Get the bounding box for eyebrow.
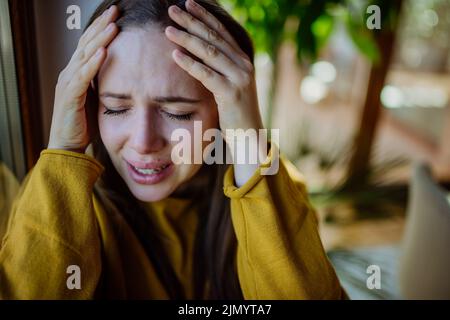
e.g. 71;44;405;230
99;92;202;104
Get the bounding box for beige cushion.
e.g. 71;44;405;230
398;163;450;299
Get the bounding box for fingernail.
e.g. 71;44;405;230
171;5;181;13
188;0;197;7
166;26;177;35
173;50;184;59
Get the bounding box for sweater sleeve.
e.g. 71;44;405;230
224;150;346;300
0;150;104;299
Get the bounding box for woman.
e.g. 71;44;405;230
0;0;345;299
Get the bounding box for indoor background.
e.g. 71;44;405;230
1;0;449;299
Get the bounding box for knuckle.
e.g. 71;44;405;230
237;72;251;87
216;21;224;33
205;44;218;57
200;66;213;80
199;6;207;16
187;13;196;24
75;48;87;62
207;28;219;42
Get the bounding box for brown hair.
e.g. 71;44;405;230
86;0;254;299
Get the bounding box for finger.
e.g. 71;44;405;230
165;26;244;83
66;22;118;76
171;49;230;97
69;5;118;69
78;5;119;48
185;0;249;60
68;48;107;97
168;5;252;72
83;23;118;63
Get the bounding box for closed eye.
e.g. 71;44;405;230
161;110;194;121
102;106;194;121
103;106;129;116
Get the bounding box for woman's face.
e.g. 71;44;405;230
97;27;218;202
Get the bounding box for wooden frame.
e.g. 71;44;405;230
8;0;44;171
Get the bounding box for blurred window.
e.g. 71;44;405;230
0;0;25;235
384;0;450;146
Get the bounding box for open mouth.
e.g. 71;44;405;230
130;163;170;175
125;160;174;185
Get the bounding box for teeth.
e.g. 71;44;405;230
133;165;167;175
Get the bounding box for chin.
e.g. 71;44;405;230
128;183;175;202
115;157;180;202
124;169;180;202
116;161;201;202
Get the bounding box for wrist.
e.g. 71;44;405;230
47;143;87;155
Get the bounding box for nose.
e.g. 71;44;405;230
128;109;166;155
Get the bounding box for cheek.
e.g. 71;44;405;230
97;112;125;153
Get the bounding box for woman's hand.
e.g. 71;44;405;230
165;0;263;134
165;0;266;186
48;6;119;153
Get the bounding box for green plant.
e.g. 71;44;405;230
220;0;402;127
221;0;408;222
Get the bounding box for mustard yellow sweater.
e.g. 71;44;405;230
0;149;345;299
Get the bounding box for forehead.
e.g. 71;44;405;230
98;27;205;97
